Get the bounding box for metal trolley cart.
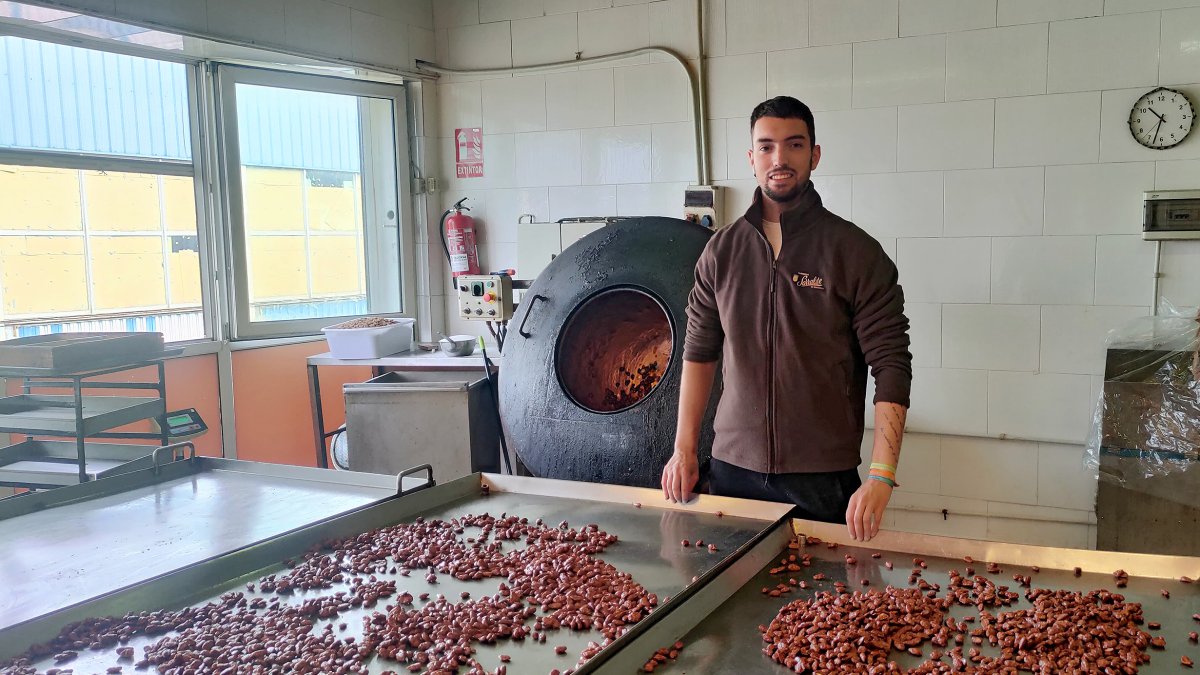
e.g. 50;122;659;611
0;332;176;488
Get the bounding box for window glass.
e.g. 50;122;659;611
0;35;203;341
0;36;191;159
0;2;185;49
224;75;404;335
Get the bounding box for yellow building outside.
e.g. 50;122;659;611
0;164;365;324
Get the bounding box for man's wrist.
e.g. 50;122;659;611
672;446;698;460
867;474;896;489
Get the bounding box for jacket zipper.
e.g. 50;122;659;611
756;226;778;473
767;257;777;473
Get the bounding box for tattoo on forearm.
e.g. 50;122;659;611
875;404;907;466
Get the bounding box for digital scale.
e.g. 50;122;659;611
152;408;208;440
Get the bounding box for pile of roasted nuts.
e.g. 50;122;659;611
0;513;656;675
327;317;397;329
761;587;948;671
641;640;686;672
761;539;1197;674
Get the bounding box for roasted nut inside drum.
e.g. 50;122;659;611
556;288;673;413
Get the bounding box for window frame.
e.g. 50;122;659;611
213;64;415;341
0;48;215;343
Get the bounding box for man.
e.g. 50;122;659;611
661;96;911;542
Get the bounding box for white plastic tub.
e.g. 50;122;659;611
322;318;414;359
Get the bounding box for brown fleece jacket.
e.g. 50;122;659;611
683;183;912;474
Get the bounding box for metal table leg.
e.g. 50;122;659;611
157;361;169;448
73;377;87;484
308;364;328;468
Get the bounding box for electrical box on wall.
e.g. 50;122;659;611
456;274;514;320
683;185;724;229
1143;190;1200;240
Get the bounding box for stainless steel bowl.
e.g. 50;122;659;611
438;335;476;356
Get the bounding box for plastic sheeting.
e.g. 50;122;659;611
1086;301;1200;484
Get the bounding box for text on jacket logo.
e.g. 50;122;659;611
792;272;825;290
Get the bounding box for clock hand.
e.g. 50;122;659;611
1150;118;1164;145
1148;107;1167;123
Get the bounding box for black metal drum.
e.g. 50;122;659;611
499;217;718;487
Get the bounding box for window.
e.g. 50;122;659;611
0;1;186;49
0;35;206;341
216;66;412;340
0;20;415;345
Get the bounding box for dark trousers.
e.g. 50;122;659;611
709;458;861;524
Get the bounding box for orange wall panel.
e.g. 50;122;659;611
231;340;369;466
165;354;222;458
1;344;367;468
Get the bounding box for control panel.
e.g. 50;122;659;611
1143;189;1200;240
683;185;725;229
456;274;514;320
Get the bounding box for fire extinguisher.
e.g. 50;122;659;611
440;197;480;278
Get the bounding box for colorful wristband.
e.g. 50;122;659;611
869;468;896;480
870;462;897;473
868;474;897;488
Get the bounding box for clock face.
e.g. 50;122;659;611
1128;87;1194;150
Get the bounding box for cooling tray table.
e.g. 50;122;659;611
658;520;1200;673
0;473;793;674
0;452;427;635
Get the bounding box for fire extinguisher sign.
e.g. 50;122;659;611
455;128;484;178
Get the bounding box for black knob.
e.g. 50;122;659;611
474;309;483;315
459;285;469;292
463;308;470;314
488;310;496;316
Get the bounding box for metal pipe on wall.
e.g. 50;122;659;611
417;30;712;186
696;0;710;186
1152;240;1162;315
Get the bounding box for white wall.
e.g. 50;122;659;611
426;0;1200;548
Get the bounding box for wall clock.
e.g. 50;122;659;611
1129;87;1194;150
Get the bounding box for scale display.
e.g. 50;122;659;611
157;408;207;438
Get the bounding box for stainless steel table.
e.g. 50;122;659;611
0;473;791;674
0;455;428;633
10;468;1192;674
306;349;499;468
661;521;1200;674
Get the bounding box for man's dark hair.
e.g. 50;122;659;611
750;96;816;144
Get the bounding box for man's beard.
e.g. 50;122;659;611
762;181;805;204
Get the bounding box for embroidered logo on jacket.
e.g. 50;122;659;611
792;272;825;290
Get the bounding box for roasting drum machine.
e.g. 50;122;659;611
500;216;719;487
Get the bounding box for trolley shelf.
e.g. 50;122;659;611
0;394;165;436
0;439;159;487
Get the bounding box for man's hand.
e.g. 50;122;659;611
845;479;892;541
661;451;699;503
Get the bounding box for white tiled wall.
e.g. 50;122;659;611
852;35;945;108
859;431;1097;547
946;23;1047;101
